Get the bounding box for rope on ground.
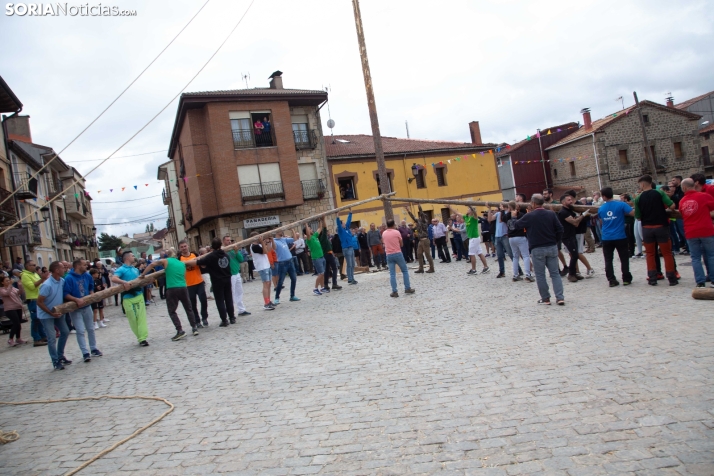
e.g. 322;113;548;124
0;429;19;443
0;395;174;476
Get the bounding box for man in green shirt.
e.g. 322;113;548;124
461;206;490;275
21;260;49;345
223;235;251;320
141;249;198;341
304;224;326;295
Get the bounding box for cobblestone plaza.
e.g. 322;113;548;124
1;253;712;475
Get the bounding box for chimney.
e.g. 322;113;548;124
580;108;592;130
469;121;482;145
4;115;32;143
666;96;674;108
269;70;283;90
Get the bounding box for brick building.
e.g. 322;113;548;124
495;122;578;200
546;101;702;196
165;71;335;250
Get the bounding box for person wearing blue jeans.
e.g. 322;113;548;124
336;210;357;284
37;261;72;370
26;300;47;345
64;259;103;362
490;206;516;277
20;261;48;345
275;259;298;303
382;219;415;297
688;237;714;286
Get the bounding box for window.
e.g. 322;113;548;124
553;168;558;178
194;236;202;251
237;163;284;202
435;167;446;186
209;230;216;240
673;142;683;159
37;254;43;267
230;111;274;148
643;145;657;166
618;149;629;166
569;162;576;177
415;168;426;189
299;163;323;199
703;146;711;166
643;114;649;124
292;115;313;149
338;177;356;201
376;173;394;195
440;208;450;224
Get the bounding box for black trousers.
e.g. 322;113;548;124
211;279;234;323
562;236;579;276
187;283;209;321
435;236;450;262
602;238;632;283
625;220;636;257
158;276;166;299
5;309;22;340
165;287;196;331
296;252;310;274
323;253;338;287
359;247;371;266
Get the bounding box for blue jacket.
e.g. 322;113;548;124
349;232;359;249
63;270;94;309
335;212;354;249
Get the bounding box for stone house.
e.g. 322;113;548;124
164;71;335;250
546;101;702;196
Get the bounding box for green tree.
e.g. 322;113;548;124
145;223;155;233
98;232;124;252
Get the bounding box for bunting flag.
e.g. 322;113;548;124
527;135;531;140
535;131;540;138
122;187;125;191
472;154;476;158
447;159;451;164
133;185;138;190
110;189;113;192
546;130;551;135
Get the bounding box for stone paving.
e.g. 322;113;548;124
0;252;713;475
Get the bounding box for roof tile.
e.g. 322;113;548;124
326;135;497;159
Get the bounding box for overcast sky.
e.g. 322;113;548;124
2;0;713;236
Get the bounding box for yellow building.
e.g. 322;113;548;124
326;125;503;227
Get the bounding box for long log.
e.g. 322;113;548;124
385;196;682;219
55;193;395;313
692;288;714;300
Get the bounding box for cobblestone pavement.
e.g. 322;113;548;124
1;252;713;475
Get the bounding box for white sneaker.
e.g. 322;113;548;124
103;318;110;322
93;322;99;330
99;321;107;328
586;269;595;278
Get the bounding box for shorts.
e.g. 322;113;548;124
576;234;585;254
312;257;326;275
481;232;492;243
258;268;272;282
91;301;104;310
468;238;483;256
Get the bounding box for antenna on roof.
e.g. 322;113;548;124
405;120;410;138
615;96;624;110
323;85;336;143
241;72;250;89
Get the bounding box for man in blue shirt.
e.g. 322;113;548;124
37;261;72;370
64;259;103;362
112;251;149;346
336;210;358;284
598;187;634;286
273;231;299;304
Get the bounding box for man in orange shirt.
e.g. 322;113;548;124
179;240;209;327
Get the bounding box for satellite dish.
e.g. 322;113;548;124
327;119;335;129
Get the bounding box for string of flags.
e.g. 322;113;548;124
94;173;211;194
499;155;592;167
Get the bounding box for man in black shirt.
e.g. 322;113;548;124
184;238;235;326
636;175;677;285
558;195;591;283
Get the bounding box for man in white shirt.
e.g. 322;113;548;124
431;219;451;263
293;231;310;276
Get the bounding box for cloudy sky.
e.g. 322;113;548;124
2;0;713;236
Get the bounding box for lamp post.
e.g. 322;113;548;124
408;164;420;184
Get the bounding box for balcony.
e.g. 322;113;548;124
301;179;325;200
167;218;174;230
54;219;70;241
65;197;86;219
162;188;170;205
0;187;17;221
47;177;63;198
185;205;192;223
13;172;38;200
70;233;89;248
240;181;285;204
232;129;275;149
293;130;317;150
2;224;41;247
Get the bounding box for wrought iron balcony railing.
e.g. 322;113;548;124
240;181;285;203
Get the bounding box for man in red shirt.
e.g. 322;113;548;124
691;173;714;199
679;178;714;287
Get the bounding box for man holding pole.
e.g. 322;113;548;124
405;205;434;274
223;235;251;318
179;240;210;327
336;209;357;284
184;238;235;327
112;251;149;346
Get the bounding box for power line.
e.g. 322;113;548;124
95;212;169;226
0;0;211;211
66;150;168;163
0;0;255;237
91;194;162;204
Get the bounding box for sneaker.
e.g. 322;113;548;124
657;273;665;280
192;327;199;336
609;280;620;287
390;292;399;298
696;283;705;288
586;269;595;278
229;318;236;324
7;339;14;346
404;288;415;294
481;267;490;274
623;281;632;286
54;362;65;370
103;318;110;323
560;267;569;276
202;319;209;327
83;353;92;362
70;329;76;334
537;299;551;305
348;280;358;285
496;273;505;278
274;298;280;305
668;279;679;287
313;289;322;296
467;270;477;275
512;276;523;282
263;304;275;311
99;321;107;328
675;271;681;279
575;274;585;280
268;301;278;307
415;269;425;274
525;276;535;283
59;356;72;365
33;340;48;347
238;311;251;316
648;279;658;286
93;322;99;330
196;322;204;329
556;300;565;306
567;275;579;283
91;349;103;357
139;340;150;347
710;282;714;288
218;321;229;328
290;296;300;302
332;285;343;290
320;288;330;293
635;253;644;259
426;269;435;273
172;330;187;341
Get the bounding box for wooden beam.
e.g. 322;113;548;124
54;193;395;313
692;288;714;300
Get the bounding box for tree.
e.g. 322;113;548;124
98;232;124;252
145;223;155;233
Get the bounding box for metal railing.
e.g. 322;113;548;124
162;188;170;205
55;219;70;240
232;129;275;149
240;181;285;203
0;187;17;219
47;177;63;198
13;172;38;198
293;130;317;150
301;179;325;200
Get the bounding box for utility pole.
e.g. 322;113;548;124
633;91;658;183
351;0;393;221
536;129;548;188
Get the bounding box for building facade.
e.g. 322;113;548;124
546;101;702;196
326;122;502;226
165;71;335;250
496;122;578;200
676;91;714;178
0;76;23;265
157;159;186;250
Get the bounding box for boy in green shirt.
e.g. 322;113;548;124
305;224;326;295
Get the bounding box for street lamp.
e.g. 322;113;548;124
408;164;420;184
40;206;50;222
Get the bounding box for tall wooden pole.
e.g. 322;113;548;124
351;0;394;222
633;91;659;183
